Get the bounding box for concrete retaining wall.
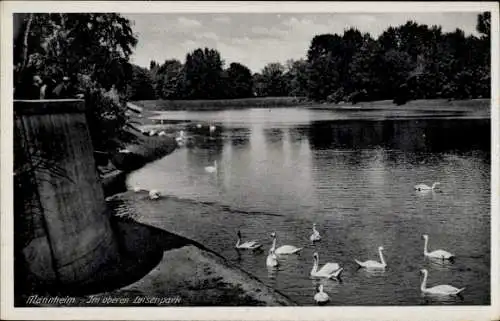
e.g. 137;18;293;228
14;99;120;288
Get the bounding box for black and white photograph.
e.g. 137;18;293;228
2;1;499;320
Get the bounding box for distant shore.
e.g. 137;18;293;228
133;97;490;114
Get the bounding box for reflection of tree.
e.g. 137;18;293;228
308;119;490;154
263;128;284;145
228;127;251;148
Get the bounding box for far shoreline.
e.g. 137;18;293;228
133;97;491;114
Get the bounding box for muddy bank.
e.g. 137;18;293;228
100;134;178;196
19;215;295;306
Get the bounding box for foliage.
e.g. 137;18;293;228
13;13;138;151
125;12;491;105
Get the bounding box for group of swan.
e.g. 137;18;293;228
235;225;464;304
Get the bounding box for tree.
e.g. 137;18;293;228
306;34;343;101
151;59;184;99
13;13;138;151
477;12;491;39
126;64;156;100
225;62;254;99
259;62;288;96
183;48;224;99
283;59;308;97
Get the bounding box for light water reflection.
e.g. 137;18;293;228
126;108;490;305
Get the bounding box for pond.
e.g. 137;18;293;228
126;107;490;306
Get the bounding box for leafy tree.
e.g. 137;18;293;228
150;59;184;99
183;48;224;99
13;13;138;151
225;62;254;99
126;64;156;100
306;34;344;101
284;59;309;97
259;62;288;96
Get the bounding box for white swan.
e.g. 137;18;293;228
311;252;343;279
196;123;202;129
235;230;262;250
158;131;167;137
420;269;465;296
132;186;142;192
423;234;454;260
209;125;216;133
270;232;303;255
118;148;131;154
414;182;441;191
310;223;321;242
355;246;387;270
314;284;330;304
266;248;279;267
204;160;217;173
148;189;161;200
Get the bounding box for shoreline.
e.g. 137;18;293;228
133;97;491;113
91;125;296;307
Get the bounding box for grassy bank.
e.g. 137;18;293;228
134;96;309;111
133;97;490;113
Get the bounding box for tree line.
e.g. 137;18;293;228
128;12;490;105
13;13;491;155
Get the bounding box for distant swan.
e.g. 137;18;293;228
209;125;216;133
196;124;202;129
311;252;343;279
414;182;441;191
266;248;279;267
204;160;217;173
354;246;387;270
148;189;161;200
132;186;142;192
271;232;303;255
423;234;454;260
420;269;465;296
235;230;262;250
158;131;167;136
310;223;321;242
314;284;330;304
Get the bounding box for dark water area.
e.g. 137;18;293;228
125;108;490;306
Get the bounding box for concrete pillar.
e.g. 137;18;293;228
14;99;120;287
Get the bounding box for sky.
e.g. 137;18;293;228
124;13;482;73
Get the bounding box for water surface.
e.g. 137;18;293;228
126;107;490;305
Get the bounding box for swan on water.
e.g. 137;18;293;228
235;230;262;250
204;160;217;173
148;189;161;200
209;125;216;133
158;131;167;137
310;223;321;242
196;123;202;129
314;284;330;304
310;252;343;279
266;248;279;267
354;246;387;270
270;232;303;255
414;182;441;191
420;269;465;296
118;148;131;154
423;234;454;260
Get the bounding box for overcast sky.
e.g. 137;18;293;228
124;13;482;73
